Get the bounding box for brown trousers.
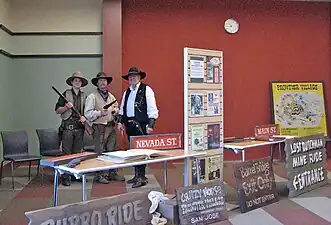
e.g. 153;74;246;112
62;129;84;155
92;124;118;154
92;124;118;177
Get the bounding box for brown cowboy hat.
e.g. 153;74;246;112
122;67;146;80
66;71;88;87
91;72;113;86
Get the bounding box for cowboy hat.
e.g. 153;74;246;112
66;71;88;87
91;72;113;86
122;67;146;80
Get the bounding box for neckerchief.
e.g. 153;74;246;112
97;88;108;102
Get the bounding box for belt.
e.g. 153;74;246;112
95;121;115;127
63;122;84;130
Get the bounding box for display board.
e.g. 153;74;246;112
284;134;328;198
270;81;328;137
176;180;228;225
233;157;279;213
184;47;224;186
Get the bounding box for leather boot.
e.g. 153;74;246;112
94;173;109;184
132;167;148;188
62;174;71;186
127;167;138;184
141;165;148;182
108;169;125;182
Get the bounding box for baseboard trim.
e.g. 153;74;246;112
0;24;102;36
0;49;102;58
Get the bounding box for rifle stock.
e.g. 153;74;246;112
52;86;93;136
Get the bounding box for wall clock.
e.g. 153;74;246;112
224;18;239;34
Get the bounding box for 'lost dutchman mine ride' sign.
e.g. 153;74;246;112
233;157;279;213
284;134;328;198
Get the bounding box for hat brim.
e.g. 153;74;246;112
91;77;113;86
66;76;88;87
122;71;146;80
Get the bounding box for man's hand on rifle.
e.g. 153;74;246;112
112;106;119;115
65;102;73;109
79;116;86;123
117;123;124;135
101;109;108;117
146;126;153;134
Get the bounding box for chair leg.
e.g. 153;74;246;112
41;166;44;185
28;161;31;180
10;161;14;190
0;161;4;185
36;160;40;177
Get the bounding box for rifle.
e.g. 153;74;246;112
103;100;117;109
52;86;93;136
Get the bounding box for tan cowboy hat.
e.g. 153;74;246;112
66;71;88;87
122;67;146;80
91;72;113;86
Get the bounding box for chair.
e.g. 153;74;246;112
36;128;62;157
83;131;95;152
36;128;63;184
0;131;41;189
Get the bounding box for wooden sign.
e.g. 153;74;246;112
25;191;152;225
176;180;228;225
284;134;328;198
130;133;182;150
233;157;279;213
40;152;98;167
254;124;279;137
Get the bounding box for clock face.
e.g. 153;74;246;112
224;18;239;34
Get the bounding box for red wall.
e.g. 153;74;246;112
118;0;331;160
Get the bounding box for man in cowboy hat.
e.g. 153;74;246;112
84;72;125;184
55;71;88;186
118;67;159;188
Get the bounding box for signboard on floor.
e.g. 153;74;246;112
233;157;279;213
130;133;182;150
25;191;152;225
175;180;228;225
284;134;328;198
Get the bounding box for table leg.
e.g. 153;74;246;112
278;143;282;160
195;158;200;184
82;174;87;201
270;144;274;162
164;162;168;194
241;150;245;162
184;158;189;187
52;169;59;207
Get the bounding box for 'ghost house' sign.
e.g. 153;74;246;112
284;134;328;198
25;191;152;225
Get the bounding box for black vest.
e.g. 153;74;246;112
123;83;148;124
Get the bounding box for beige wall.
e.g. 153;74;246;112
0;0;10;25
8;0;102;32
0;0;102;55
0;0;103;157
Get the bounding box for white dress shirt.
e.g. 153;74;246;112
119;82;159;119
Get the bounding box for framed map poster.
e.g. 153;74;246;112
270;81;328;137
